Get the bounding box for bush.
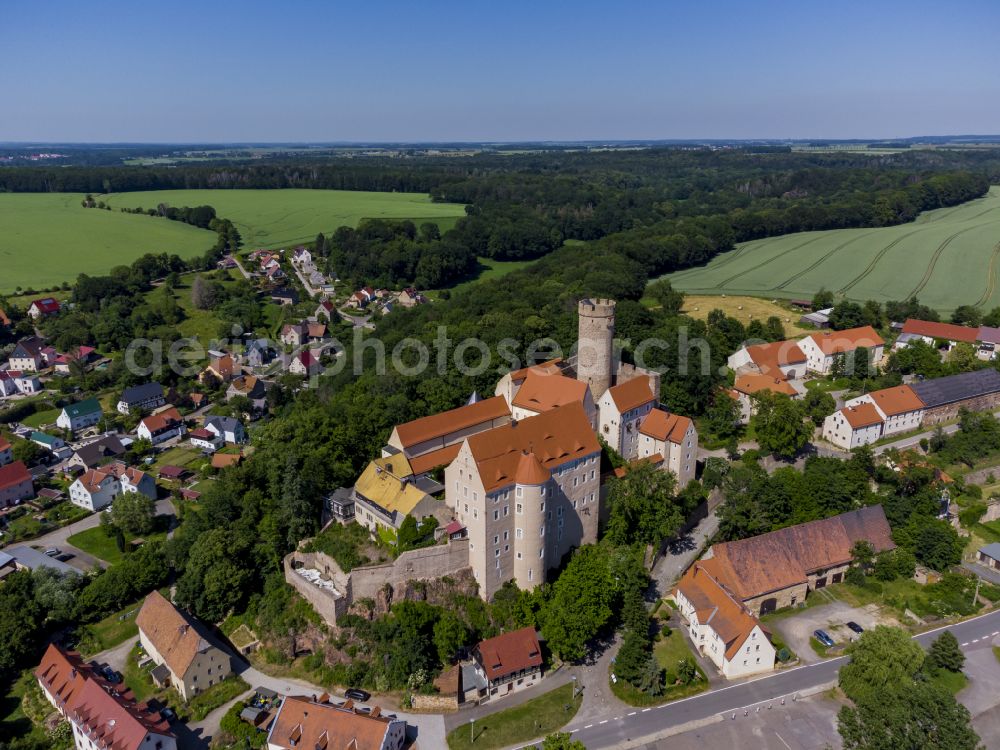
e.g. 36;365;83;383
959;504;986;527
777;647;791;662
845;566;866;586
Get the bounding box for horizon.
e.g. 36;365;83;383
3;0;998;142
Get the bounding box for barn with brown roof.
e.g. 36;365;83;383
706;505;894;616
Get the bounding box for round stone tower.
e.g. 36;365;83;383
577;298;616;399
512;452;549;592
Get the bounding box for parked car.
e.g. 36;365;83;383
44;548;61;557
813;629;835;648
102;667;122;684
160;707;176;722
846;621;864;635
345;688;370;702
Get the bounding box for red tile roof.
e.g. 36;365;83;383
639;408;693;444
407;443;462;474
732;373;798;397
806;326;884;355
139;407;182;434
503;358;563;384
35;644;171;750
514;451;550;485
606;375;656;412
29;297;61;314
268;696;397;750
0;460;31;491
466;403;600;492
902;318;979;343
708;506;895;600
745;340;807;377
393;395;510;449
512;371;589;413
675;561;762;660
136;591;210;678
840;403;884;429
865;385;924;416
475;627;543;681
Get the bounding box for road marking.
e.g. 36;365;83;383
599;720;608;725
774;731;793;750
628;711;637;716
963;642;970;646
993;631;999;636
584;725;593;729
642;708;652;712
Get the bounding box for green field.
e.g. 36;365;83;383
663;186;1000;313
0;193;214;293
100;188;467;250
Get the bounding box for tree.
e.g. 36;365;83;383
676;655;697;684
751;392;812;458
764;316;786;342
646;279;684;315
604;462;683;549
803;388;835;426
838;680;980;750
191;275;216;310
11;438;43;466
925;630;965;673
433;610;469;665
951;305;982;327
539;732;586;750
110;491;155;535
839;626;925;706
0;570;42;680
812;288;835;310
850;540;876;574
705;392;741;439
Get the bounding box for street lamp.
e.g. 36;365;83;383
470;718;475;744
571;675;577;699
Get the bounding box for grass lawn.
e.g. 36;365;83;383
1;502;91;544
611;626;708;707
993;646;1000;664
78;599;146;657
153;446;206;470
21;408;61;428
101;189;467;250
124;644;159;702
809;636;832;658
928;668;968;695
444;257;535;295
804;378;851;393
174;675;250;722
446;683;581;750
0;670;53;747
68;524;169;564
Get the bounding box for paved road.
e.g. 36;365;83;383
20;497;177;571
651;511;719;598
542;608;1000;750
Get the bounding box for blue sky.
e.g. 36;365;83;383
2;0;998;142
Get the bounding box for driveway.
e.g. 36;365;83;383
652;511;719;597
769;600;892;664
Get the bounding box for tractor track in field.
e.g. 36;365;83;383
715;234;827;289
907;222;999;299
974;241;1000;308
773;230;877;291
836;227;924;295
668;239;766;279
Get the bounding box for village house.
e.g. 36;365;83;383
493;359;563;406
471;626;544;700
9;336;46;371
445;402;601;600
67;434;126;470
822;402;885;450
56;398;103;434
227;374;268;411
117;382;166;415
0;369;42;397
204;415;247;445
674;560;776;679
35;644;176;750
266;695;406;750
727;339;808;380
244;339;277;369
199;352;237;384
289;349;322;376
910;367;1000;425
280;322;308;348
189;427;223;452
136;591;233;701
847;384;925;437
27;297;61;319
977;543;1000;571
597;375;658;460
307;321;328;343
729;373;800;424
352;454;441;536
796;326;885;375
397;287;428;308
315;299;336;321
69;462;157;511
0;460;34;508
895;318;979;353
637;408;699;487
137;407;186;445
31;431;65;451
